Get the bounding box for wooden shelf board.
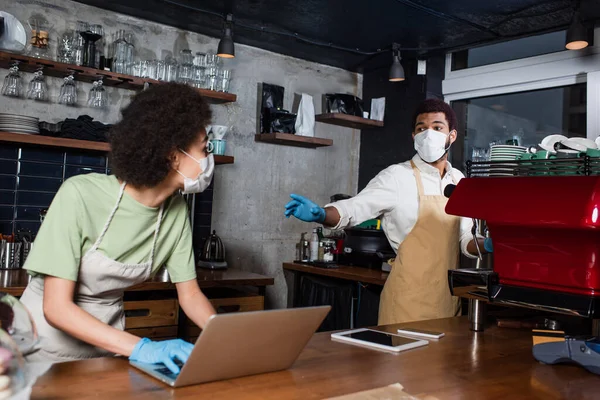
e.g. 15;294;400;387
254;133;333;149
0;131;235;164
0;51;236;104
315;113;384;129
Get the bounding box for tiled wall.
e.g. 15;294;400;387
0;143;213;253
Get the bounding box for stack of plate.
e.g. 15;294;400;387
490;145;527;161
0;114;40;134
489;145;527;177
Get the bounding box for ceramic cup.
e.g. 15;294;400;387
211;139;226;155
586;148;600;158
211;125;228;140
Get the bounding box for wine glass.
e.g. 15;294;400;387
87;79;107;108
58;73;78;106
26;69;48;102
2;64;23;98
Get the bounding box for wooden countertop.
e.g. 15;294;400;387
30;316;599;399
283;262;389;286
0;269;274;297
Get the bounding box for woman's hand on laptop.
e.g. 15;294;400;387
129;338;194;374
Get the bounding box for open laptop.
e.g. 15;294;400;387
130;306;330;387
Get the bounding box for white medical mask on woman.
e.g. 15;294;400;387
176;150;215;194
414;129;452;163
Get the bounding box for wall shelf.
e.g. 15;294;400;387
315;113;384;129
0;131;235;164
255;133;333;149
0;51;236;104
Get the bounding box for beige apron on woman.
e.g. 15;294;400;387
21;182;164;362
378;161;461;325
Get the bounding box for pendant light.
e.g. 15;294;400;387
566;10;588;50
217;14;235;58
389;43;405;82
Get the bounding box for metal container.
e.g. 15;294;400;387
1;242;22;269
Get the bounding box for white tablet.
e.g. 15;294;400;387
331;328;429;353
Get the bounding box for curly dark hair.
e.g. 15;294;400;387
412;99;457;132
109;83;212;187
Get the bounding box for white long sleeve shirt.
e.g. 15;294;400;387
327;154;477;259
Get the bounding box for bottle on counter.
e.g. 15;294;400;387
309;228;319;261
318;241;325;261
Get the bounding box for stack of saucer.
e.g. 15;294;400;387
0;114;40;134
490;145;527;161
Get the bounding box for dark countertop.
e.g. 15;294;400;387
0;268;274;297
283;262;389;286
30;316;600;399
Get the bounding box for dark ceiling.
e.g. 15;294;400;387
74;0;600;71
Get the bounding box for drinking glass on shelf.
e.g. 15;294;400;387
165;56;178;82
57;30;76;64
206;67;219;91
205;51;220;68
146;60;158;80
112;30;128;74
125;32;135;75
191;66;205;88
58;74;78;106
155;60;166;81
217;69;231;92
26;69;48;102
2;64;23;98
177;49;194;84
88;79;107;108
131;61;142;77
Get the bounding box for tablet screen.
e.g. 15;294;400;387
341;330;421;347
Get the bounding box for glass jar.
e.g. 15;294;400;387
28;17;52;59
125;32;135;75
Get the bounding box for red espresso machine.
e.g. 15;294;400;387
445;158;600;373
447;174;600;318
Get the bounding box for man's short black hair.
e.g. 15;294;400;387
110;83;212;187
412;98;457;132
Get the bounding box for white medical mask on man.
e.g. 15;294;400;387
176;150;214;194
414;129;453;163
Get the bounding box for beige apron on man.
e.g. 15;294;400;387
20;182;164;362
378;161;461;325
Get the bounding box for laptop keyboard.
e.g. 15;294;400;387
155;359;184;379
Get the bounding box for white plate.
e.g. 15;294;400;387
540;134;567;151
569;137;597;150
491;145;527;150
0;124;39;131
560;139;587;152
0;12;26;52
2;129;37;135
0;113;38;120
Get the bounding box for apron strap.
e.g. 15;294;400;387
410;160;458;195
91;182;127;251
148;204;164;267
410;160;425;197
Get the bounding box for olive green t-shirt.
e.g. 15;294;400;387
24;173;197;283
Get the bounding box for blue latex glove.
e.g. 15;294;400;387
484;237;493;253
129;338;194;374
284;194;326;223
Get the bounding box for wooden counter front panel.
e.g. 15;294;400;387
124;299;178;330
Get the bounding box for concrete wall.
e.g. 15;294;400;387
0;0;362;308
